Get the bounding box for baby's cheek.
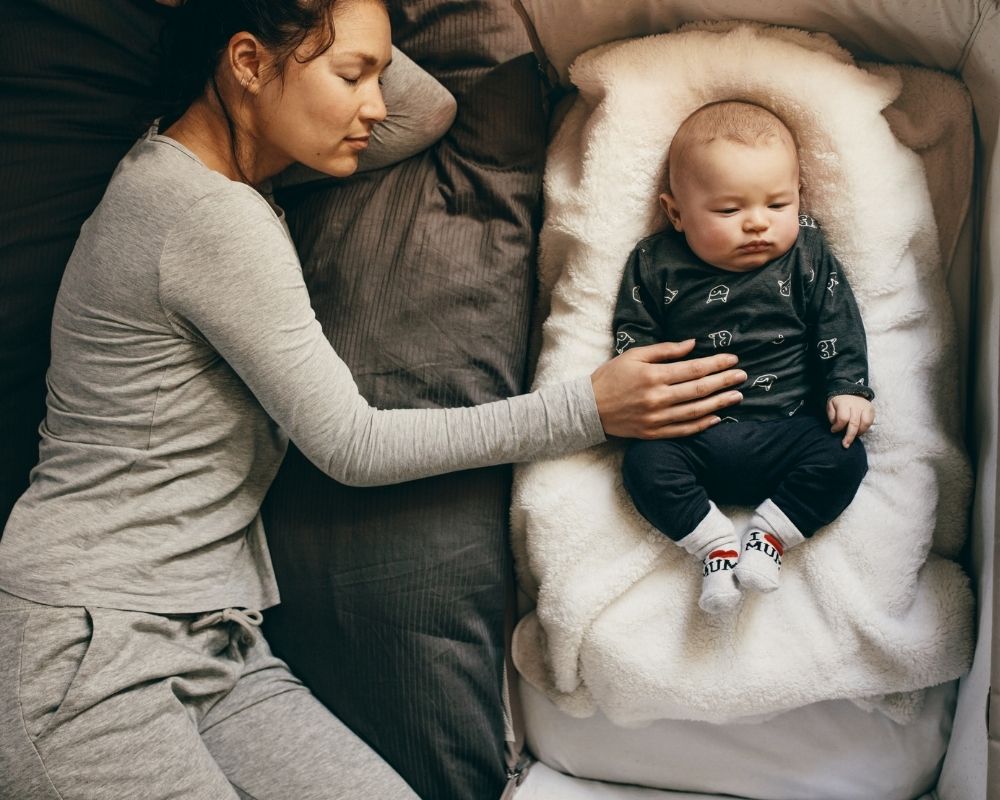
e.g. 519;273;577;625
702;222;737;253
775;218;800;250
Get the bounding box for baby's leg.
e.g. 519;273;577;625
735;414;868;593
622;438;741;614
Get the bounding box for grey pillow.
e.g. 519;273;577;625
260;3;547;799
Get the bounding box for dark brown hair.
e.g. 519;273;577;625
158;1;347;121
155;0;384;180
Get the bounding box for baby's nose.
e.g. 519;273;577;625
743;212;768;231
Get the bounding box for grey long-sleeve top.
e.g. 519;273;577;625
0;127;604;614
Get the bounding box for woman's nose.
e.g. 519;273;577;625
361;83;388;125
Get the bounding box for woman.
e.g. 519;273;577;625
0;1;745;797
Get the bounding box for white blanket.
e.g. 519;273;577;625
510;22;975;726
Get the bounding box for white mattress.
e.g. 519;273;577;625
515;679;956;800
517;762;938;800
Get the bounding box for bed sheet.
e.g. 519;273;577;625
516;680;954;800
516;760;939;800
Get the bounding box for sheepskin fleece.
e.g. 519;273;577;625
510;22;975;725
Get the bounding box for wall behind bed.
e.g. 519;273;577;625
960;7;1000;799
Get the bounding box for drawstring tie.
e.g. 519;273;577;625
191;608;263;644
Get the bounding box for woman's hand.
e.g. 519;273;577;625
591;339;745;439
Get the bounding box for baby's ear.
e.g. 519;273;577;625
659;193;683;231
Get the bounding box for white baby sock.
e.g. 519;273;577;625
677;502;741;614
734;499;806;593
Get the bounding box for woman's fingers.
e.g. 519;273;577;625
659;366;747;404
635;392;742;438
633;338;698;362
590;341;746;440
647;416;723;439
638;345;739;380
645;388;743;425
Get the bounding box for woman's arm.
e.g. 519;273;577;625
274;46;456;187
359;46;457;171
160;190;744;486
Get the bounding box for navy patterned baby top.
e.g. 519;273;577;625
612;216;874;422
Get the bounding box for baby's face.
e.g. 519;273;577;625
660;137;800;272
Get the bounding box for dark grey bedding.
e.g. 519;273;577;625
0;0;166;525
263;4;546;798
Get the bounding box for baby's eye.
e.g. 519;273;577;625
714;208;739;215
769;202;790;209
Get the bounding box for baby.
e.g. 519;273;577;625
612;101;875;613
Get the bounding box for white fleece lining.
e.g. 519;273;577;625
510;21;974;726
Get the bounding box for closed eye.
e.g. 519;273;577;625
714;208;739;215
341;75;361;86
769;202;791;209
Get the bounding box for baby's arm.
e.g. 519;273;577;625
612;244;668;355
804;228;875;446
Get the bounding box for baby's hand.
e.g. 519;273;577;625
826;394;875;448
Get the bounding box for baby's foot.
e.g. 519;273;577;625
700;548;742;613
734;529;783;593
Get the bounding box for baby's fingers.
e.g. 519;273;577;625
828;400;847;433
857;404;876;436
841;411;861;448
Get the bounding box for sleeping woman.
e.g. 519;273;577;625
0;0;747;797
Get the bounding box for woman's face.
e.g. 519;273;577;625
253;0;391;179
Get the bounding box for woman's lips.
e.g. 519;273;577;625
344;136;370;151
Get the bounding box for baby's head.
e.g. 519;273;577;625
661;101;801;272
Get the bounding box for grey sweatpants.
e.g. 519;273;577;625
0;590;418;800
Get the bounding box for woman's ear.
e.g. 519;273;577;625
226;31;264;93
659;193;683;231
